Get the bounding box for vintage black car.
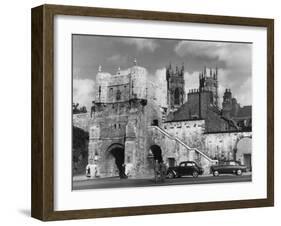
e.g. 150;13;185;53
210;161;247;176
166;161;204;178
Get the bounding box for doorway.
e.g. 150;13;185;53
106;144;126;178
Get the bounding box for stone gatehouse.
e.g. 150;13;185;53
73;62;252;178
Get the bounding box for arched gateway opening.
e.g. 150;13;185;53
150;145;163;163
236;138;252;171
106;144;126;178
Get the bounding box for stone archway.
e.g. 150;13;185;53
147;144;164;175
149;144;163;163
233;134;252;170
236;138;252;170
105;143;126;178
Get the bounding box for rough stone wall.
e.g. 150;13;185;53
163;120;205;147
147;81;167;109
107;80;130;103
202;132;252;161
94;72;111;103
163;119;251;160
147;127;190;166
160;120;251;170
88;102;130;177
130;66;148;100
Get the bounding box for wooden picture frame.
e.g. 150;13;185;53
31;4;274;221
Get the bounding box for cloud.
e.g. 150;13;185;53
149;68;166;84
175;41;227;60
174;41;251;68
107;54;128;66
183;68;251;107
73;79;95;111
175;41;252;106
120;38;159;52
217;69;231;107
235;77;252;106
184;71;200;96
217;69;252;107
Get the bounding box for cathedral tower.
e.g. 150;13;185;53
199;66;219;106
166;63;185;111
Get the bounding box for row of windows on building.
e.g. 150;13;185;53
111;123;122;129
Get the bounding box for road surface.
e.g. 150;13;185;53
73;174;252;190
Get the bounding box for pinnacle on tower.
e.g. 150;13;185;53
98;65;102;72
181;62;184;76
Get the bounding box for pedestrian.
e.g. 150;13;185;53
160;162;167;182
86;164;91;177
154;160;160;183
122;163;128;179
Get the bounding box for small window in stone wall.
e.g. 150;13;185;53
127;156;131;163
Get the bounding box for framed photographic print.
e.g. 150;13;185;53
31;4;274;221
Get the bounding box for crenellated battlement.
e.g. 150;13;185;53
94;61;148;104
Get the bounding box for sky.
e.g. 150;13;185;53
72;34;252;110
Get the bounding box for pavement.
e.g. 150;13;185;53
72;173;252;190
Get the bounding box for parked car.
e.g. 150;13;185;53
166;161;204;178
210;161;247;176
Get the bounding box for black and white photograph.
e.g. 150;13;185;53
72;35;252;190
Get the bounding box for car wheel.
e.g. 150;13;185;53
213;170;219;176
167;171;175;179
192;171;199;178
236;169;242;176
